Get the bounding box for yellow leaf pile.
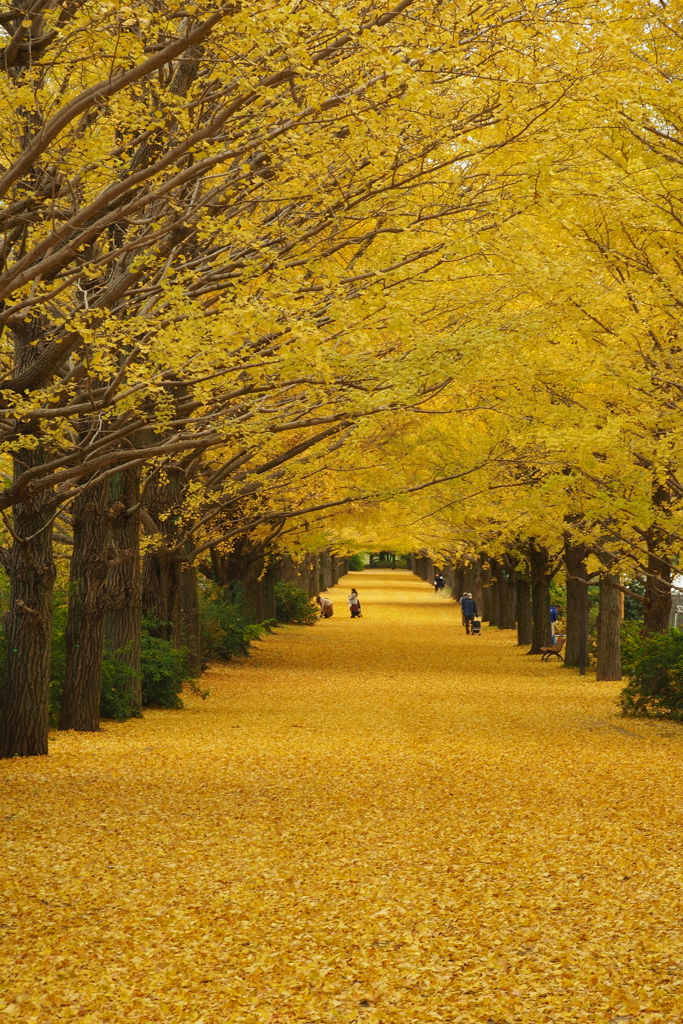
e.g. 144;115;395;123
2;571;683;1023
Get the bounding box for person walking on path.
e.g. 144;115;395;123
550;605;559;640
434;574;445;594
348;588;362;618
462;593;478;634
316;595;334;618
459;591;469;625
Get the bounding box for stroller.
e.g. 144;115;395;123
471;617;482;636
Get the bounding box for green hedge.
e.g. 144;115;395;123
620;625;683;720
200;589;267;661
274;581;318;624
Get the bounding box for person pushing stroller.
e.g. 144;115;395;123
461;593;478;634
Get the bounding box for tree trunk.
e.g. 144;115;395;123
488;559;499;626
481;561;492;622
596;571;622;681
104;467;142;715
59;482;109;732
141;465;185;642
498;555;517;629
142;545;181;638
642;484;673;632
564;539;588;669
0;452;56;758
454;565;465;602
516;572;532;646
528;542;552;654
178;562;201;675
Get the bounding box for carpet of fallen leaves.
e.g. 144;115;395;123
2;570;683;1024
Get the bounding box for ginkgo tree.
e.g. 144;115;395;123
0;0;599;756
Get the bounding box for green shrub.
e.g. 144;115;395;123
101;653;138;721
620;619;644;677
347;554;364;572
200;592;267;661
619;627;683;720
274;580;318;624
140;624;188;709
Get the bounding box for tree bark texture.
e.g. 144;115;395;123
642;484;673;632
498;555;517;629
596;572;622;681
516;573;532;646
59;482;109;732
488;560;501;626
564;539;588;669
529;542;553;654
0;449;56;757
481;561;492;622
104;467;142;714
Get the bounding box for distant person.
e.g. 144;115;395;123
434;574;445;593
462;593;478;634
550;605;559;639
459;591;470;625
316;595;334;618
348;588;362;618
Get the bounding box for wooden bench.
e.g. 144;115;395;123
540;636;565;661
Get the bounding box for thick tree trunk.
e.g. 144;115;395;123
564;539;588;669
488;559;500;627
319;550;333;591
529;542;552;654
142;545;181;638
643;546;672;633
0;453;56;758
471;559;484;614
453;565;465;602
141;465;188;645
481;561;492;622
596;572;622;681
643;484;673;632
516;573;532;646
1;323;58;757
59;482;109;732
104;467;142;715
498;555;517;629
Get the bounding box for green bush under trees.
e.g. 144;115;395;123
620;623;683;720
200;586;268;661
274;581;318;624
1;574;323;730
347;553;365;572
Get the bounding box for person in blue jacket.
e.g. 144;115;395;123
462;593;477;634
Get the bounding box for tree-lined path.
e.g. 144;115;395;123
2;570;683;1023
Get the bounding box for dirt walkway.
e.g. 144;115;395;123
2;570;683;1024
